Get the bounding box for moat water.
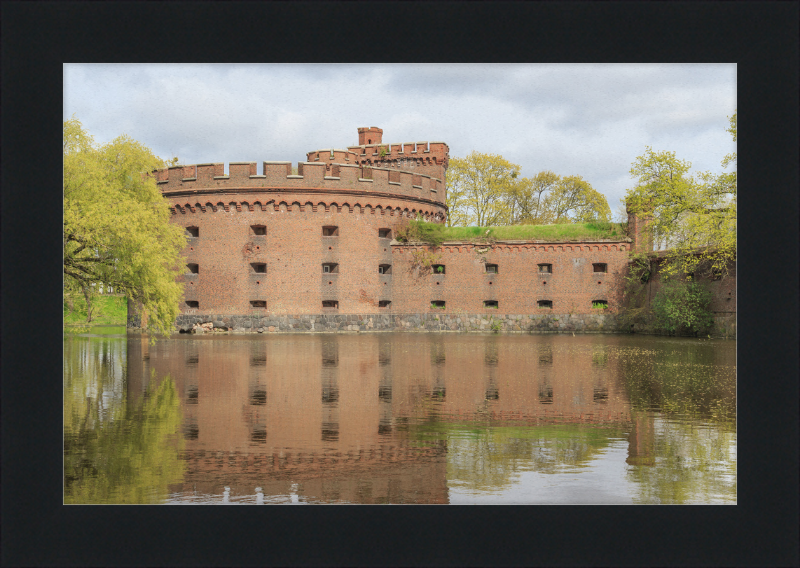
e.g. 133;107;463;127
64;328;736;504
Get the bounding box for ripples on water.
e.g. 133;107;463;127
64;328;736;504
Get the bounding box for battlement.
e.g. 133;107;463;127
152;160;447;207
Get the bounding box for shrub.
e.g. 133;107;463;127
652;278;714;334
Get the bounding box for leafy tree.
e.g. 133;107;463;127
446;153;611;227
63;117;186;336
624;111;736;277
446;152;519;227
507;170;559;225
540;174;611;223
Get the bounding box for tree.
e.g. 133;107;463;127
446;152;611;227
507;170;559;225
63;117;186;336
446;152;519;227
624;111;736;278
541;174;611;223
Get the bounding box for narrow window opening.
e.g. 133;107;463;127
538;263;552;273
538;300;553;309
484;300;499;309
185;226;199;238
322;300;339;309
250;300;266;308
251;263;267;274
187;263;199;274
322;226;339;236
538;386;553;404
378;264;392;274
379;300;391;308
378;228;391;238
322;263;339;274
430;300;446;310
593;263;607;273
432;264;446;274
485;264;498;274
250;225;266;236
185;300;199;309
592;300;608;309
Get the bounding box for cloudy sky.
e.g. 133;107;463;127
64;63;736;219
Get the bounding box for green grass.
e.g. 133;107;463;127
397;220;626;244
64;294;128;326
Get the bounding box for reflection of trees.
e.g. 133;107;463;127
64;336;184;503
410;423;625;492
618;343;736;423
628;416;737;504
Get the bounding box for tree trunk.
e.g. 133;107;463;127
82;286;94;323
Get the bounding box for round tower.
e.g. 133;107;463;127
358;127;383;146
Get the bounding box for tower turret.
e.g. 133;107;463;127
358;127;383;145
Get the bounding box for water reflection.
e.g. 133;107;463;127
65;332;736;504
63;334;185;503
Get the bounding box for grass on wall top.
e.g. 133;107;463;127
396;220;628;246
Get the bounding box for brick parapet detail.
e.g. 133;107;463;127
154;160;447;207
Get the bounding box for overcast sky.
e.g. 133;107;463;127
64;63;736;219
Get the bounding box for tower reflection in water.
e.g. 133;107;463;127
126;333;638;504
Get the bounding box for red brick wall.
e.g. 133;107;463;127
391;242;630;315
170;191;444;316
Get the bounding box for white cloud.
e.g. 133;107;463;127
64;63;736;213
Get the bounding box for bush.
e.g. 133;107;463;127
651;278;714;334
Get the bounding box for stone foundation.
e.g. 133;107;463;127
127;312;624;334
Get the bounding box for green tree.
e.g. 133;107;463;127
446;153;611;228
63;117;186;336
446;152;520;227
624;112;736;277
507;170;559;225
541;174;611;223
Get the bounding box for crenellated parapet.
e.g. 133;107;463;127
153;160;448;207
305;128;450;185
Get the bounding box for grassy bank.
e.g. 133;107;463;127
396;220;628;245
64;294;128;326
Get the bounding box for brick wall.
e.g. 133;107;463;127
391;241;630;315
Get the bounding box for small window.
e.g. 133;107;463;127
250;225;266;236
379;300;391;308
322;263;339;274
322;300;339;309
538;386;553;404
322;226;339;236
187;263;199;274
185;226;199;238
538;264;552;273
378;264;392;274
484;300;498;309
592;300;608;309
538;300;553;309
593;263;607;273
378;228;391;238
430;301;446;310
185;301;199;309
250;300;266;308
251;263;267;274
485;264;498;274
432;264;446;274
